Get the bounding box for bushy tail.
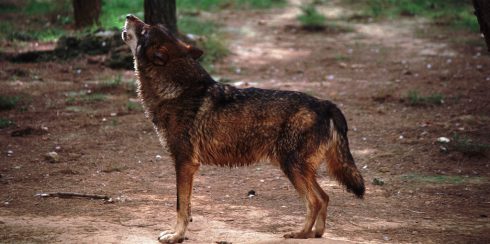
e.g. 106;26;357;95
326;105;365;198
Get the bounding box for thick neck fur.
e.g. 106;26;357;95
135;57;214;116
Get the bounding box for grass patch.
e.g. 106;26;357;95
178;0;286;11
98;75;123;90
297;4;326;30
100;0;286;29
449;134;489;157
65;106;83;112
0;96;20;110
65;91;107;104
402;173;485;185
352;0;478;31
406;90;443;106
127;100;142;112
335;54;350;61
180;16;228;71
83;93;107;102
0;118;14;129
0;0;71;41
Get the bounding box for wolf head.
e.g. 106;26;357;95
122;14;203;66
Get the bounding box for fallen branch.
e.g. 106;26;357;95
35;192;111;200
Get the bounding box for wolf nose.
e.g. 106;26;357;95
126;14;136;21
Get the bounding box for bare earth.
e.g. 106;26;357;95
1;1;490;243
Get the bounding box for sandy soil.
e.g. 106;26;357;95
1;0;490;243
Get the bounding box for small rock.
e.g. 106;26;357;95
44;151;59;163
372;178;385;186
155;155;162;160
247;190;256;198
436;137;450;143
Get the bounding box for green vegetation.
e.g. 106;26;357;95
99;75;123;90
357;0;479;31
406;90;444;106
178;0;286;11
0;0;71;41
101;0;143;29
1;0;286;66
65;91;107;104
0;96;20;110
179;17;228;71
127;100;142;112
450;134;489;157
402;173;485;185
0;118;13;129
297;4;326;30
100;0;286;29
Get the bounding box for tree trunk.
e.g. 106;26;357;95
473;0;490;51
144;0;178;35
73;0;101;29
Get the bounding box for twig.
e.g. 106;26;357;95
407;209;425;214
35;192;111;200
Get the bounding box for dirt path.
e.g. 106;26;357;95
1;0;490;243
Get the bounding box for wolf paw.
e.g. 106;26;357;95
158;231;184;243
312;228;325;238
283;231;315;239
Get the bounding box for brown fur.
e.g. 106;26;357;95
122;15;365;243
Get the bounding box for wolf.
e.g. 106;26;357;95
122;14;365;243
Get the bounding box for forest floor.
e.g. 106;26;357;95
1;0;490;243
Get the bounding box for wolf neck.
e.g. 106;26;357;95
135;58;214;113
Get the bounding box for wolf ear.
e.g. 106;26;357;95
187;45;203;60
152;46;169;66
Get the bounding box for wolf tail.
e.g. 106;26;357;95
326;104;365;198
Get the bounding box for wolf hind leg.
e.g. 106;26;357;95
281;163;322;239
312;180;329;237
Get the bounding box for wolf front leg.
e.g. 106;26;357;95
159;162;199;243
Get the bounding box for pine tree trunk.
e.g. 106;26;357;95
473;0;490;51
73;0;101;29
144;0;177;35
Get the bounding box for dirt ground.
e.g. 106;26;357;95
1;0;490;243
